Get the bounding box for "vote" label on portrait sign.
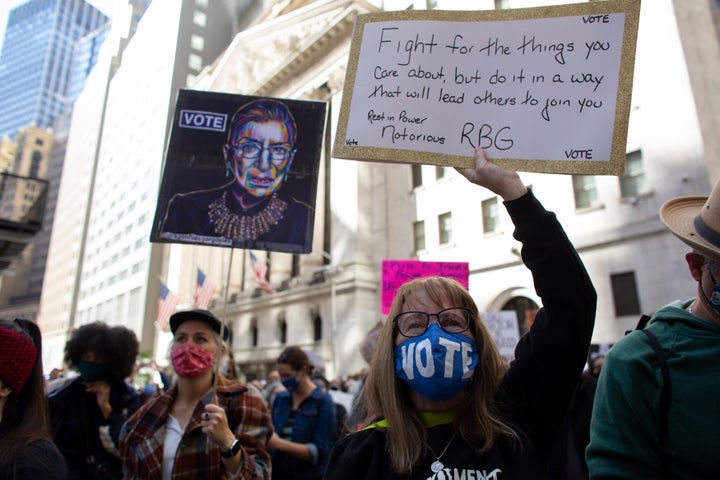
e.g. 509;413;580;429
179;109;228;132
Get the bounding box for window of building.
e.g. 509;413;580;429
573;175;599;209
251;318;258;347
291;254;300;278
501;296;540;336
438;212;452;245
129;287;141;318
620;150;649;199
190;34;205;51
435;166;446;179
413;220;426;252
188;53;203;71
482;197;500;233
193;10;207;27
611;271;641;316
30;151;42;177
278;316;287;344
116;293;126;323
312;309;322;341
103;298;114;323
411;164;422;188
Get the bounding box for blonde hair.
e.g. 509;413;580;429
355;276;519;474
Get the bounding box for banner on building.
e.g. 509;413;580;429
150;89;327;254
333;0;640;175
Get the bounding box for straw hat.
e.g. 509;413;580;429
660;180;720;260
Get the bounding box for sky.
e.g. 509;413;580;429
0;0;114;55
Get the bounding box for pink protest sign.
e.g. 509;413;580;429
381;260;470;315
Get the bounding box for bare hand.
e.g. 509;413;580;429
85;381;112;419
201;402;235;452
455;147;527;201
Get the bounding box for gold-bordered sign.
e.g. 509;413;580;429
333;0;640;176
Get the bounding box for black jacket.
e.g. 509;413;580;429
48;376;142;480
325;190;597;479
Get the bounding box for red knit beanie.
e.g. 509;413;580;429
0;326;37;394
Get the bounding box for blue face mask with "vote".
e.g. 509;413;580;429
394;323;479;401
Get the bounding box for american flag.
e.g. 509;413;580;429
194;268;217;309
155;282;179;330
249;251;275;294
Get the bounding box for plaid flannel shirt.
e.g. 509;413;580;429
119;376;272;479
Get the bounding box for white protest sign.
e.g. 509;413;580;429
333;0;640;175
482;310;520;364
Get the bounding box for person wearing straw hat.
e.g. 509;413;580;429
0;318;66;479
119;309;272;479
587;180;720;479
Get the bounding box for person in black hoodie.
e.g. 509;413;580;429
48;322;142;480
324;147;596;480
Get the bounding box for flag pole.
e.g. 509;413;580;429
206;247;235;453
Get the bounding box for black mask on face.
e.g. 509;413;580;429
705;272;720;317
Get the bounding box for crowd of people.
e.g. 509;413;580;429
0;147;718;479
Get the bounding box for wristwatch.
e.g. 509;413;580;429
221;438;241;458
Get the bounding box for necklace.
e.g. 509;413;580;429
207;191;287;241
426;433;456;473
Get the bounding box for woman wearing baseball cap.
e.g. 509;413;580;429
119;309;272;479
0;318;65;479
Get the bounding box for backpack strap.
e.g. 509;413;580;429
641;329;672;429
626;315;672;427
635;314;653;330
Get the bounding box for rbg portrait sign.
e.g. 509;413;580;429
334;0;640;175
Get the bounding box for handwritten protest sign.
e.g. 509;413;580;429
381;259;469;315
334;0;640;175
481;310;520;363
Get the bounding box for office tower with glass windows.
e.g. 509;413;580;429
0;0;109;140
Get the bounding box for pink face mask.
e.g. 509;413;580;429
171;343;213;378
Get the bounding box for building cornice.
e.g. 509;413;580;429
197;0;379;98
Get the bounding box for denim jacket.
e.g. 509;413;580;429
271;386;335;480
